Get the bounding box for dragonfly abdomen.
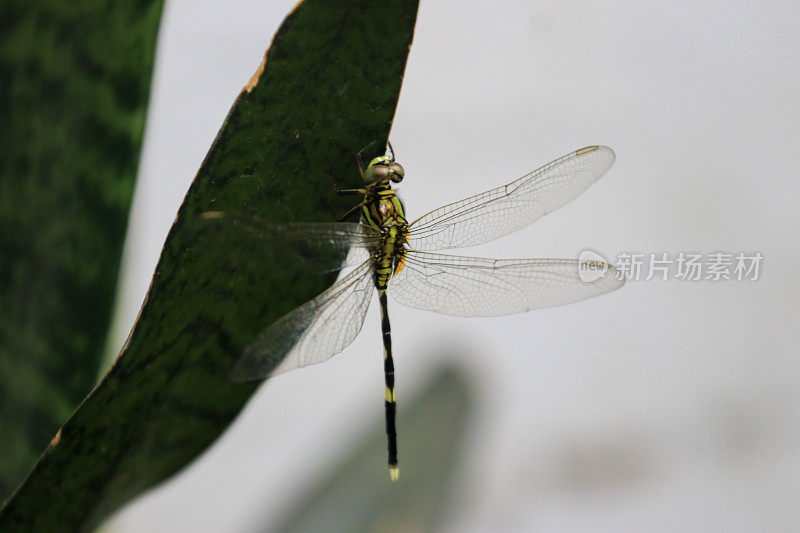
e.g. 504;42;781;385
379;290;398;480
360;184;407;480
374;226;406;289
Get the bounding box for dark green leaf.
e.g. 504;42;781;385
0;0;164;498
0;0;419;530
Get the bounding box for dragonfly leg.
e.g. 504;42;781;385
385;140;395;162
356;139;384;177
337;201;365;222
330;165;365;195
379;290;399;481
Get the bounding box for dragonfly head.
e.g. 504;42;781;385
364;156;405;185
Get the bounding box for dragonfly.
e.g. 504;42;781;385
205;143;623;480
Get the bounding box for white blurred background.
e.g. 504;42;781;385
105;1;800;531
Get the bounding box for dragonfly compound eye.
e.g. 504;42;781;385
389;162;405;182
368;164;390;183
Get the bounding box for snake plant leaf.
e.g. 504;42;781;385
0;0;419;530
0;0;165;499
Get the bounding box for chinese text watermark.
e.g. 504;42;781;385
578;251;763;282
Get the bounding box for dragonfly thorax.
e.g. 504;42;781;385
361;155;408;233
361;184;409;291
362;189;408;231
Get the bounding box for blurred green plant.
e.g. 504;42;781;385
270;365;473;533
0;0;419;530
0;0;165;498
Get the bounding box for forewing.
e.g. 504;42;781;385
407;146;615;251
230;259;375;380
197;211;380;272
389;251;624;317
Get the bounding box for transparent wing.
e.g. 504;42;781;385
197;211;381;271
389;251;624;317
407;146;615;251
230;259;376;381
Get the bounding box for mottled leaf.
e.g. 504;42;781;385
0;0;419;530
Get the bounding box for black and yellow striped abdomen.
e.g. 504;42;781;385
360;187;407;480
